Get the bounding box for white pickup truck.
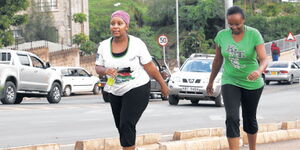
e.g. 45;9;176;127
0;49;63;104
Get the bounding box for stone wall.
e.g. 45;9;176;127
49;48;80;67
26;46;49;62
80;54;97;75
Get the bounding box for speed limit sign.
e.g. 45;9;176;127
158;35;168;47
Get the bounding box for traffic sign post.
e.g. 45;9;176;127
157;35;170;73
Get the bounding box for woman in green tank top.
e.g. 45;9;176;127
207;6;268;150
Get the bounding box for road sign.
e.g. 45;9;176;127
285;32;296;42
158;35;168;47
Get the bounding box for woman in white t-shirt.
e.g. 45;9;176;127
95;10;169;150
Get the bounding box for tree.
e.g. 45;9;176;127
147;0;176;26
73;13;87;33
0;0;29;47
80;40;97;55
23;0;58;43
73;33;88;46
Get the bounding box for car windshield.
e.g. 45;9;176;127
181;59;212;72
269;62;289;68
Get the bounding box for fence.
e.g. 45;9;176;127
264;34;300;55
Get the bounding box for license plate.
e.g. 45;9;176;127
182;86;201;92
271;72;277;75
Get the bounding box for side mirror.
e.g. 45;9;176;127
173;67;180;72
45;62;51;68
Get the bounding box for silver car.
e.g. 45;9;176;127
264;61;300;85
168;53;223;107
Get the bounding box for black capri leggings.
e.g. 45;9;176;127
222;84;264;138
109;82;150;147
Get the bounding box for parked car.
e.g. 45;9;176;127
168;53;223;107
264;61;300;85
0;49;63;104
51;67;100;96
150;57;171;100
98;57;170;102
295;59;300;67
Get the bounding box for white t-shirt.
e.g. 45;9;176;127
95;35;152;96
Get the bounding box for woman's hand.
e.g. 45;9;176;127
206;82;214;96
160;84;169;98
105;68;118;78
247;70;262;81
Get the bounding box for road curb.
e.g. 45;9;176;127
0;143;59;150
74;133;161;150
3;120;300;150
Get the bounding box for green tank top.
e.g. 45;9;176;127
214;25;265;90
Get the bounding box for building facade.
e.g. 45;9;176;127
32;0;89;46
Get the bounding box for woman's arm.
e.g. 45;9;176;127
247;44;268;80
95;65;118;77
143;61;169;97
206;46;223;96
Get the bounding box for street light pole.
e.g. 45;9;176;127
176;0;180;67
224;0;233;28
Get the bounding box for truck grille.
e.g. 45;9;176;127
183;78;201;83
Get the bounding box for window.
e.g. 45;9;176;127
30;56;45;68
70;69;79;76
78;69;89;77
0;52;11;61
17;54;30;66
35;0;57;11
12;30;23;38
181;59;213;72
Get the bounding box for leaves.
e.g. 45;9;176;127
0;0;28;47
73;13;87;23
73;33;88;46
80;40;97;55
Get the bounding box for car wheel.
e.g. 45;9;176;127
47;82;62;104
63;86;71;96
288;75;294;84
14;94;24;104
191;100;199;104
168;95;179;105
101;88;110;102
215;94;224;107
1;81;17;104
93;84;100;95
265;80;270;85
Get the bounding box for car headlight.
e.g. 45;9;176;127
170;76;181;83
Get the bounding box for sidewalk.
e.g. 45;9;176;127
241;139;300;150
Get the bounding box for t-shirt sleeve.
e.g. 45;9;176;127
137;39;152;65
95;42;104;66
253;29;264;46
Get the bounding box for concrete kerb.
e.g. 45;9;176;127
0;144;60;150
4;121;300;150
172;127;224;141
74;133;161;150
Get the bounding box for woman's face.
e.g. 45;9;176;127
227;13;245;35
110;17;128;38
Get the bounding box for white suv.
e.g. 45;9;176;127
51;67;100;96
168;53;223;106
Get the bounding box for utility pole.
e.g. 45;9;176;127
176;0;180;68
224;0;233;28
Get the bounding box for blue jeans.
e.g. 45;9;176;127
272;54;279;61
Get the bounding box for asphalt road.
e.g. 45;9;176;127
0;82;299;148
